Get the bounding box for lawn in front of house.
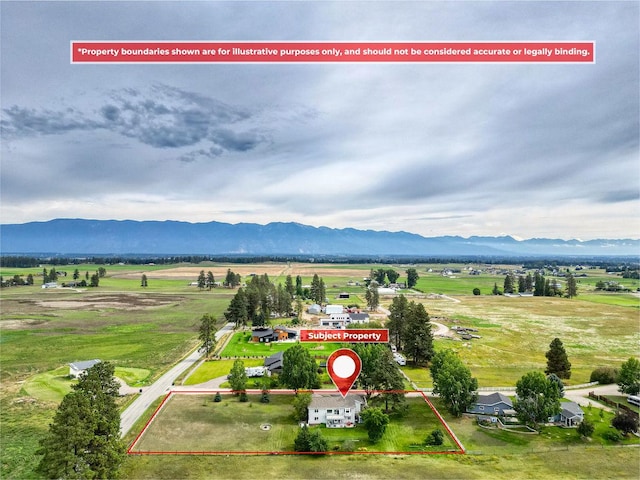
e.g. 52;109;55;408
130;393;455;454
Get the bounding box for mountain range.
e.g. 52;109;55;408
0;219;638;257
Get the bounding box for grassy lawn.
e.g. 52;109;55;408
131;393;454;454
184;359;265;385
220;332;339;358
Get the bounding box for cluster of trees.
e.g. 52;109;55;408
499;272;577;298
369;268;400;285
280;345;320;391
223;274;294;327
36;362;125;478
366;267;419;289
353;344;405;411
386;295;434;365
365;283;380;311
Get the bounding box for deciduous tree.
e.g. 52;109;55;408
361;407;389;442
430;349;478;416
617;357;640;395
280;345;319;392
228;359;248;393
514;371;561;429
406;268;419;289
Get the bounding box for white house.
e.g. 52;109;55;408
42;282;58;289
348;313;370;324
320;313;350;328
308;394;366;428
69;359;101;378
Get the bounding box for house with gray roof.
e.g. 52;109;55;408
264;351;284;374
308;394;366;428
552;401;584;427
467;392;515;416
69;359;101;378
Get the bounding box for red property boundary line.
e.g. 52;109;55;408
127;389;465;456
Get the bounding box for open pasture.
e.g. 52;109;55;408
1;261;638;479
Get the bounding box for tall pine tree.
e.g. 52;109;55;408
545;337;572;379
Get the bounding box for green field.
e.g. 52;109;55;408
2;261;639;479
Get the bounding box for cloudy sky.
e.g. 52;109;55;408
1;1;638;240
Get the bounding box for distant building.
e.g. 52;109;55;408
69;359;101;378
324;305;344;315
308;304;322;315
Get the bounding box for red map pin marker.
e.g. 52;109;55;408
327;348;362;398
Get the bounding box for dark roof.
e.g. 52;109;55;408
476;392;513;407
252;328;274;338
264;351;284;370
349;313;369;321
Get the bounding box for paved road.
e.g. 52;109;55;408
120;322;235;437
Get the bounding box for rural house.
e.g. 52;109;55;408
551;402;584;427
320;313;350;329
348;312;370;324
251;327;297;343
264;351;284;374
307;394;366;428
69;359;101;378
467;392;515;416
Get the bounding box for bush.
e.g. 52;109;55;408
472;288;481;296
611;410;639;435
577;419;594;438
425;428;444;446
602;430;622;442
214;392;222;402
260;392;270;403
590;366;619;384
239;391;248;402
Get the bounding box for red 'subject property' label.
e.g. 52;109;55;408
299;329;389;343
71;41;595;63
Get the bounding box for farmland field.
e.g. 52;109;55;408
1;261;639;479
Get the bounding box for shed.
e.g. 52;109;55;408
324;305;344;315
308;304;322;315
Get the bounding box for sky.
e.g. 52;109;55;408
1;1;638;241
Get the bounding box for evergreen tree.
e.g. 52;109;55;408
141;274;148;287
401;302;434;364
517;275;526;293
533;272;545;296
365;283;380;311
73;268;80;280
206;271;215;290
565;273;578;298
224;288;248;327
545;338;571;379
37;362;125;479
197;270;206;290
198;314;217;356
285;275;295;298
386;294;408;350
310;274;322;303
503;273;515;294
295;275;303;297
525;272;533;292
